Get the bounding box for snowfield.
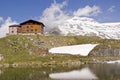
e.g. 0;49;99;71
107;60;120;64
49;44;98;56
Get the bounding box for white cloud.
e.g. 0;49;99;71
0;17;18;38
40;0;70;28
73;5;101;17
0;17;4;22
40;1;101;29
108;6;115;12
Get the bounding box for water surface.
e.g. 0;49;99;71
0;64;120;80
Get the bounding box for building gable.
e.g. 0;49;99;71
20;20;45;27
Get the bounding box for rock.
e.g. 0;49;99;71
25;43;29;48
91;48;120;56
3;63;10;68
33;40;44;46
27;37;33;41
29;49;33;55
12;63;19;67
0;54;4;61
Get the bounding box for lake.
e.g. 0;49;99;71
0;64;120;80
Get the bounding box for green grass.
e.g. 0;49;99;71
0;35;120;66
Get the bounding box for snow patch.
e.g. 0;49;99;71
49;44;98;56
107;60;120;64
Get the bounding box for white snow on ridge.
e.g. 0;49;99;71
58;17;100;36
49;44;98;56
49;16;120;39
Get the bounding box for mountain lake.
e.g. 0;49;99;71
0;63;120;80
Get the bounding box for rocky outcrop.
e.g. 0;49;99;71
0;54;4;61
91;48;120;56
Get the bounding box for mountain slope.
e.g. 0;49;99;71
0;35;120;65
49;16;120;39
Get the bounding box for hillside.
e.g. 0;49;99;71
0;35;120;67
48;17;120;39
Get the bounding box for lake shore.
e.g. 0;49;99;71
0;56;120;68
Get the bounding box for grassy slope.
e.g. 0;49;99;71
0;35;120;66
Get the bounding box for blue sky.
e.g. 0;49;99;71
0;0;120;23
0;0;120;38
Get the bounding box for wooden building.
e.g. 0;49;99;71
9;20;45;35
20;20;45;34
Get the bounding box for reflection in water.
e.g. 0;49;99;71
0;70;2;75
49;67;98;80
0;64;120;80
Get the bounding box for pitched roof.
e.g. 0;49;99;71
9;25;21;27
20;19;45;27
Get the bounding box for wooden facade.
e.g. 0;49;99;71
9;20;45;35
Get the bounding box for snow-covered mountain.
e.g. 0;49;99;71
48;16;120;39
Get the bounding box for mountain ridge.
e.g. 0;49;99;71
48;16;120;39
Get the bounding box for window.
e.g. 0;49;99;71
31;29;33;32
27;26;29;28
12;31;14;33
